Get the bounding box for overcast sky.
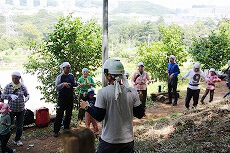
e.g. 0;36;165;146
147;0;230;9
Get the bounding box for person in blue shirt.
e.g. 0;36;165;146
166;55;180;106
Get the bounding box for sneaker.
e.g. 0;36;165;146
14;140;23;146
53;132;60;137
165;101;172;104
172;102;177;106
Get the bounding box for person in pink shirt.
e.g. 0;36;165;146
131;62;151;109
201;68;221;104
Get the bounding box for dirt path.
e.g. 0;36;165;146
9;81;229;153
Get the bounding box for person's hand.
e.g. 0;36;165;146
169;73;174;80
24;96;30;102
80;100;89;109
10;94;18;101
166;70;169;74
63;82;70;88
80;83;85;87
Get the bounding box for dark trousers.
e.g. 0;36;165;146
10;110;25;141
54;97;73;133
185;88;200;108
168;77;178;103
0;133;13;153
78;94;86;121
201;89;214;102
137;90;147;109
96;138;134;153
224;82;230;98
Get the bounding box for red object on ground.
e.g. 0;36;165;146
35;107;50;127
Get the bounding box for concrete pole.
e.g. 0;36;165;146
102;0;108;87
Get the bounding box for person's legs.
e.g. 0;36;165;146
209;90;214;102
78;94;86;121
63;100;73;130
185;88;193;109
201;89;209;104
85;112;91;129
142;90;147;109
0;133;13;153
223;83;230;98
91;116;99;133
54;98;65;134
193;89;200;107
172;78;178;105
96;139;134;153
167;81;173;104
15;110;25;142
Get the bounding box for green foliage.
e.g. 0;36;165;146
137;25;187;81
189;20;230;70
24;15;102;103
112;1;174;15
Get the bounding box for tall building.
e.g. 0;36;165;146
13;0;20;7
27;0;34;8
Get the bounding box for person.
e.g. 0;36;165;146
182;63;206;110
80;58;145;153
200;68;221;103
166;55;180;106
84;88;99;134
1;72;30;146
53;62;75;137
223;60;230;98
0;103;16;153
124;71;129;79
131;62;151;109
77;68;96;122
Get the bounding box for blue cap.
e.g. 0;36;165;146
87;88;95;96
82;68;89;72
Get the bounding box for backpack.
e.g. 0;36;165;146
24;109;35;125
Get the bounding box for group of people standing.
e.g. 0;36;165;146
0;56;229;153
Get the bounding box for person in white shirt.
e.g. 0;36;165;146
80;58;145;153
182;63;206;110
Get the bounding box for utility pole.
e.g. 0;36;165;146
102;0;108;87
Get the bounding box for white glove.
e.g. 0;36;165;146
24;95;30;102
10;94;18;101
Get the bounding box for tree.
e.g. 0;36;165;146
189;20;230;70
24;15;102;103
137;25;187;81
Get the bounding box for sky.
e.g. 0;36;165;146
148;0;230;9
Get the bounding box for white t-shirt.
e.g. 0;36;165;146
183;69;206;90
95;85;141;144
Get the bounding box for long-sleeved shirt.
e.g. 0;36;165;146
77;76;96;94
206;75;221;90
55;73;75;98
183;69;206;90
131;71;150;90
168;62;180;78
0;113;11;135
2;83;29;112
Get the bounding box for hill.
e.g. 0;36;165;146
134;99;230;152
112;1;174;15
